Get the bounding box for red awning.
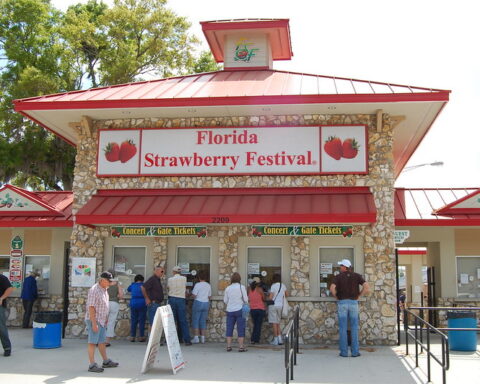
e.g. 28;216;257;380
0;184;73;227
75;187;376;225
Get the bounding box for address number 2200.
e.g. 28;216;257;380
211;217;230;223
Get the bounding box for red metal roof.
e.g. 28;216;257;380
395;188;480;226
75;187;376;225
0;184;72;227
13;69;449;111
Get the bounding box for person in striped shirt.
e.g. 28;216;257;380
85;271;119;373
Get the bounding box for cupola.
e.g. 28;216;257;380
200;18;293;70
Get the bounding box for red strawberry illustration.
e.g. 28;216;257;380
104;142;120;162
324;136;343;160
342;138;359;159
119;140;137;163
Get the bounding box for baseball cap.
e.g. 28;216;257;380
338;259;352;268
100;271;113;281
172;266;182;272
252;277;261;283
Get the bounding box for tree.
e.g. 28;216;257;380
0;0;219;190
0;0;77;190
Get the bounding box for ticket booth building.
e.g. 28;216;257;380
13;19;451;344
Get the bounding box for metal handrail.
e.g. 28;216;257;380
283;305;300;384
404;308;450;384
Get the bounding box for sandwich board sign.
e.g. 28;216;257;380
141;304;185;374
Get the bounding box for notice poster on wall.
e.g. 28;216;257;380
247;263;260;275
71;257;96;287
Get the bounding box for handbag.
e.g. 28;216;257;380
240;285;250;319
266;283;282;306
282;296;290;318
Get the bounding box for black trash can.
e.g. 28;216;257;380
33;311;62;349
447;310;477;351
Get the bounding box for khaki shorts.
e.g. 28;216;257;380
268;306;282;323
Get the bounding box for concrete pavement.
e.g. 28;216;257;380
0;328;478;384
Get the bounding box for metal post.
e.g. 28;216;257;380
285;333;290;384
414;316;419;367
405;310;409;355
395;248;401;346
427;324;431;383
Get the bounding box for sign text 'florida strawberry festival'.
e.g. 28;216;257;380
97;126;367;177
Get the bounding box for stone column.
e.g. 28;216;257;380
66;224;107;337
216;226;239;293
153;237;168;268
290;236;310;296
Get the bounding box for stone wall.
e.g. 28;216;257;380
6;296;63;327
67;113;397;344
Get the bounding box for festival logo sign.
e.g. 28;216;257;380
234;38;259;63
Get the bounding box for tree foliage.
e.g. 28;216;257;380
0;0;220;190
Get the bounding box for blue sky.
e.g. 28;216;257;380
53;0;480;188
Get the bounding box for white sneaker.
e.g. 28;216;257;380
192;337;199;344
270;337;279;345
277;336;283;345
200;336;205;344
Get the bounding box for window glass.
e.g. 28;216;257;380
247;247;281;288
456;256;480;298
0;256;9;276
113;247;146;288
177;246;211;292
24;255;50;295
398;265;407;290
319;247;354;297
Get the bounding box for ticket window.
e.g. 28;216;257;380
0;256;9;277
113;246;146;288
247;247;282;288
319;247;354;297
24;255;50;295
176;246;211;293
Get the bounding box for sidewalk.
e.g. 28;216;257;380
0;328;478;384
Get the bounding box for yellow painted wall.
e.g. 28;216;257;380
0;230;12;254
24;229;52;255
455;229;480;255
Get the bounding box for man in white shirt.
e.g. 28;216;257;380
167;266;192;345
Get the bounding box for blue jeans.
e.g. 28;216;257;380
130;306;147;337
250;309;265;343
0;306;11;352
337;300;360;356
226;310;246;338
191;300;209;330
147;302;161;325
168;297;191;343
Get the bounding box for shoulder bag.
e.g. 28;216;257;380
240;285;250;319
266;283;281;306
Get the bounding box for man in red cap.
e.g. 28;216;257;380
330;259;369;357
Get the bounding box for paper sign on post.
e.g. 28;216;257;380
141;304;185;375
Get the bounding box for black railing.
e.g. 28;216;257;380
283;305;300;384
404;308;449;384
404;306;480;384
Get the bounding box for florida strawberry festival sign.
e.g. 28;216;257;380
97;126;367;177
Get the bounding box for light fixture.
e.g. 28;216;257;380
402;161;444;172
